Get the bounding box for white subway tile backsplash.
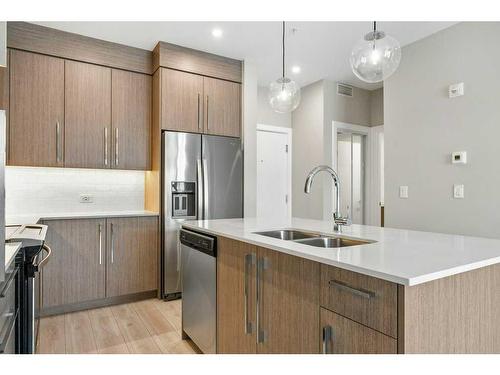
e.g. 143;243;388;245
5;167;145;216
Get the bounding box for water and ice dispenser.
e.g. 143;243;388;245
171;181;196;218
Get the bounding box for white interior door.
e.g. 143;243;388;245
256;127;291;220
336;131;366;224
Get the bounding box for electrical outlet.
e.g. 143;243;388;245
79;194;94;203
453;184;464;199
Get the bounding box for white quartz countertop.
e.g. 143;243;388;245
6;210;159;225
182;217;500;286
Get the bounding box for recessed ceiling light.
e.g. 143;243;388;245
291;65;301;74
212;28;223;38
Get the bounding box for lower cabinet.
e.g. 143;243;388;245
41;216;158;313
217;237;319;354
41;218;106;309
320;308;397;354
106;217;157;297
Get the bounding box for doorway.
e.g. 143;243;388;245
336;131;366;224
256;124;292;220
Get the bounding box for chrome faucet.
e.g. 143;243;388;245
304;165;351;232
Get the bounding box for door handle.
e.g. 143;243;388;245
202;159;209;220
197;93;202;130
205;95;210;131
114;128;119;167
256;256;269;344
196;159;204;220
98;223;102;265
110;223;115;264
104;127;109;166
56;121;61;163
322;325;333;354
244;253;256;334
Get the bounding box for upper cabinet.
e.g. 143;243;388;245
159;68;241;137
9;50;64;167
161;69;203;133
64;60;112;169
203;77;241;137
112;69;152;170
6;52;152;170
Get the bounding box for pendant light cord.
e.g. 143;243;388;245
282;21;285;79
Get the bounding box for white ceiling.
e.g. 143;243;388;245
34;21;456;90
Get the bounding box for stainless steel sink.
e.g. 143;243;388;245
294;236;371;248
254;229;319;241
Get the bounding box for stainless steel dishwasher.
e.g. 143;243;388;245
180;228;217;354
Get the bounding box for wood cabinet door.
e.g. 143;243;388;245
203;77;241;137
111;69;152;170
9;50;65;167
42;219;106;310
256;247;320;354
217;237;257;353
106;216;158;298
319;308;397;354
161;68;203;133
64;60;111;169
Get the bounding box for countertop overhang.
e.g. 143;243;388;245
182;217;500;286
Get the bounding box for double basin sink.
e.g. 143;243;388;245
253;229;373;249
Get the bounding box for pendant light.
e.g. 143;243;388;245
350;21;402;83
268;21;301;113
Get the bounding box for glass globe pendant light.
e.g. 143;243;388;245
350;21;402;83
269;21;301;113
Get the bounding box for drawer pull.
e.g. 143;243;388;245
329;280;376;299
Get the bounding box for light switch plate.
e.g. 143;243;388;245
452;151;467;164
453;184;464;199
399;186;409;199
79;194;94;203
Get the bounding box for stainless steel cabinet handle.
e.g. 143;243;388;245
56;121;61;163
110;223;115;264
322;325;333;354
256;257;269;344
114;128;119;167
328;280;376;299
196;159;204;219
104;127;108;166
0;309;19;353
206;95;210;130
197;93;202;130
98;224;102;265
244;253;256;334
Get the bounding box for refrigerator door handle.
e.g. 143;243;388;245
203;159;209;220
197;159;204;220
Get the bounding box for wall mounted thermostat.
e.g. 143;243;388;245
449;82;464;98
452;151;467;164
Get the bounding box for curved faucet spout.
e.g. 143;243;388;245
304;165;350;232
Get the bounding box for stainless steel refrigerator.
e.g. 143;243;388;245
161;131;243;299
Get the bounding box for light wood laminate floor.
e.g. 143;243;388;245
37;299;198;354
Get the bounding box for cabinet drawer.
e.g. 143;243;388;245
320;308;397;354
320;264;398;338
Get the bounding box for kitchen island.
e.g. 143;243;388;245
182;217;500;354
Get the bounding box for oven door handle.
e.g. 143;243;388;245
33;244;52;271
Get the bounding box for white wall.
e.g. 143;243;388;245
370;88;384;126
385;22;500;238
291;80;326;220
5;167;145;216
